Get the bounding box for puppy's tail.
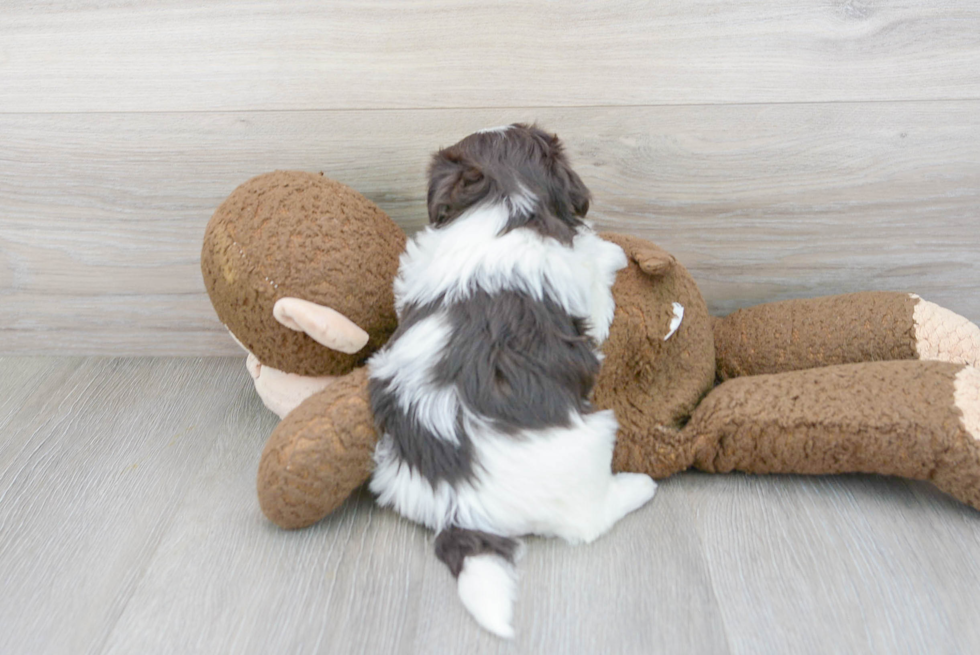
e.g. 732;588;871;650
435;527;522;639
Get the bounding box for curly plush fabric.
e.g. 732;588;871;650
957;366;980;446
593;233;716;477
201;171;405;376
685;360;980;510
713;292;921;379
257;367;376;529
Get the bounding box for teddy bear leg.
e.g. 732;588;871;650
257;367;378;529
612;424;699;479
910;295;980;369
713;291;980;380
684;360;980;511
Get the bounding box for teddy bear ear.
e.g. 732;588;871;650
632;246;677;277
273;298;370;354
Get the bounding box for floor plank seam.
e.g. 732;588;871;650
3;96;980;117
89;359;251;655
678;478;737;655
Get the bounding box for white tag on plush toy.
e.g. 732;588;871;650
665;302;684;341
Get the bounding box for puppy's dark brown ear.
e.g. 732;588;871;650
540;130;591;219
557;162;591;218
427;150;489;226
527;125;592;218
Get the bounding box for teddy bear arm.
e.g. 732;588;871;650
713;291;980;380
257;367;379;529
684;360;980;510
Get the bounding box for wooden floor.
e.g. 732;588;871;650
1;356;979;654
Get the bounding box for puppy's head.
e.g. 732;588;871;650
426;124;591;244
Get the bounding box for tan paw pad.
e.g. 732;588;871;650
956;366;980;441
912;295;980;368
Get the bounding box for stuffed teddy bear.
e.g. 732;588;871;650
202;170;405;418
201;171;980;530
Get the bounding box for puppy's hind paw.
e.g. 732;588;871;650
610;473;658;519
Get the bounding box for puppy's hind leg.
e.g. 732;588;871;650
606;472;658;525
471;410;657;545
549;472;656;545
542;411;657;544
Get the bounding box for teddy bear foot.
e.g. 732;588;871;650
955;366;980;445
932;364;980;509
687;359;980;512
912;295;980;369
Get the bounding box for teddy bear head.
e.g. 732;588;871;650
201;171;406;377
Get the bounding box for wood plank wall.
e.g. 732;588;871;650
1;1;978;355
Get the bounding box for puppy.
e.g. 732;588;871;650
367;124;657;638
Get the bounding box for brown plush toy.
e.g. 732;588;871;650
201;171;980;530
202;171;405;415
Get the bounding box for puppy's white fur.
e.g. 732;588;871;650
476;124;514;134
369;313;460;444
392;203;627;344
457;555;519;639
370;201;655;637
373;405;656;542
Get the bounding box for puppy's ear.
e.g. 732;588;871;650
538;130;591;219
427;150;489;226
556;161;591;218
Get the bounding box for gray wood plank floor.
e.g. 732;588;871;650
2;356;979;654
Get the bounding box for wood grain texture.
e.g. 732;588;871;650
2;103;978;355
0;357;81;435
686;472;980;654
3;357;980;653
2;1;980;112
0;357;261;655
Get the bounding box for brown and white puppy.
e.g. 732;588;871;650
367;124;656;638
